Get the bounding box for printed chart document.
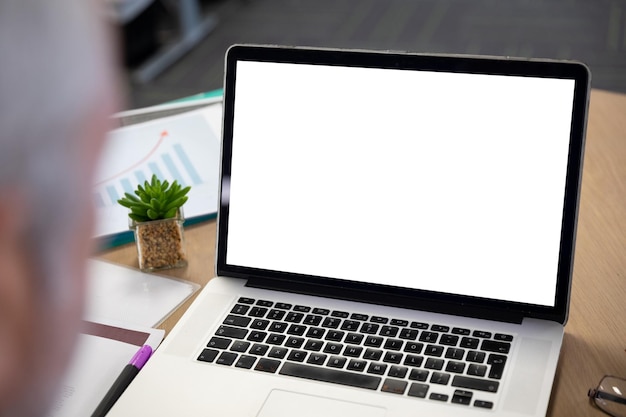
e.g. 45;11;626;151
93;102;222;246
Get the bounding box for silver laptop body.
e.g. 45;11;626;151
109;45;590;417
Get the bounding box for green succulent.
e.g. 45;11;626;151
117;175;191;222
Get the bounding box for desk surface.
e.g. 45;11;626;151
98;88;626;417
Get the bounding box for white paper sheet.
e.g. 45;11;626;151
85;259;199;327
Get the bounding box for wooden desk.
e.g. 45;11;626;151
98;89;626;416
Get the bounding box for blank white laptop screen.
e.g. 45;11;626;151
225;60;576;307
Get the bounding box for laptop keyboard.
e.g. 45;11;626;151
197;297;514;410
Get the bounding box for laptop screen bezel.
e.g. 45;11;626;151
217;44;590;325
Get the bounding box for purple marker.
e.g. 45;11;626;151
91;345;153;417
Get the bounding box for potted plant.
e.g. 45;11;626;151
117;175;191;271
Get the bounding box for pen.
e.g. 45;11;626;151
91;344;153;417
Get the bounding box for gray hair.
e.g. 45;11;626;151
0;0;119;304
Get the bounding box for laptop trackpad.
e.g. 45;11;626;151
257;390;386;417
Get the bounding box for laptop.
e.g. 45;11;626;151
109;45;590;416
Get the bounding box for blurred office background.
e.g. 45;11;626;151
117;0;626;109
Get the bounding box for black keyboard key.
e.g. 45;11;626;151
351;313;369;321
345;333;364;344
275;302;292;310
304;340;324;352
452;327;471;335
268;347;288;359
287;324;307;336
230;341;250;352
408;383;429;398
380;326;399;337
488;354;507;379
431;325;450;332
322;317;341;329
250;319;270;330
403;354;424;367
445;347;465;360
467;364;488;377
280;362;381;390
460;337;480;349
268;322;289;333
216;325;247;339
399;329;418;340
383;339;403;351
430;372;450;385
325;330;345;341
440;334;459;346
307;353;327;365
341;320;361;331
388;366;408;378
419;331;439;343
287;350;307;362
495;333;514;342
481;340;511;354
429;393;449;402
293;305;311;313
424;345;444;357
347;359;367;371
216;352;238;366
410;321;429;329
367;363;387;375
344;346;363;357
390;319;409;327
445;361;466;373
238;297;255;304
451;389;473;406
266;309;286;320
381;378;407;394
306;327;325;339
312;308;330;315
409;369;429;382
285;312;304;323
364;336;384;347
331;310;349;318
249;344;269;355
424;358;444;370
231;304;250;315
323;342;343;354
360;349;380;361
474;400;494;409
255;358;281;373
256;300;273;307
266;334;286;345
404;342;424;354
327;356;347;368
370;316;389;324
286;337;305;348
248;307;268;317
452;375;499;392
383;352;403;364
247;331;267;343
197;348;219;363
473;330;492;338
235;355;257;369
466;350;486;363
223;315;251;327
360;323;380;334
303;315;323;326
207;337;231;349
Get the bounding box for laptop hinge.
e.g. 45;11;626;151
245;277;525;325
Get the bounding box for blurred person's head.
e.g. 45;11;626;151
0;0;120;415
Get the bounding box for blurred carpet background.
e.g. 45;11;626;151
121;0;626;109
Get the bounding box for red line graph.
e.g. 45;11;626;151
94;130;168;187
